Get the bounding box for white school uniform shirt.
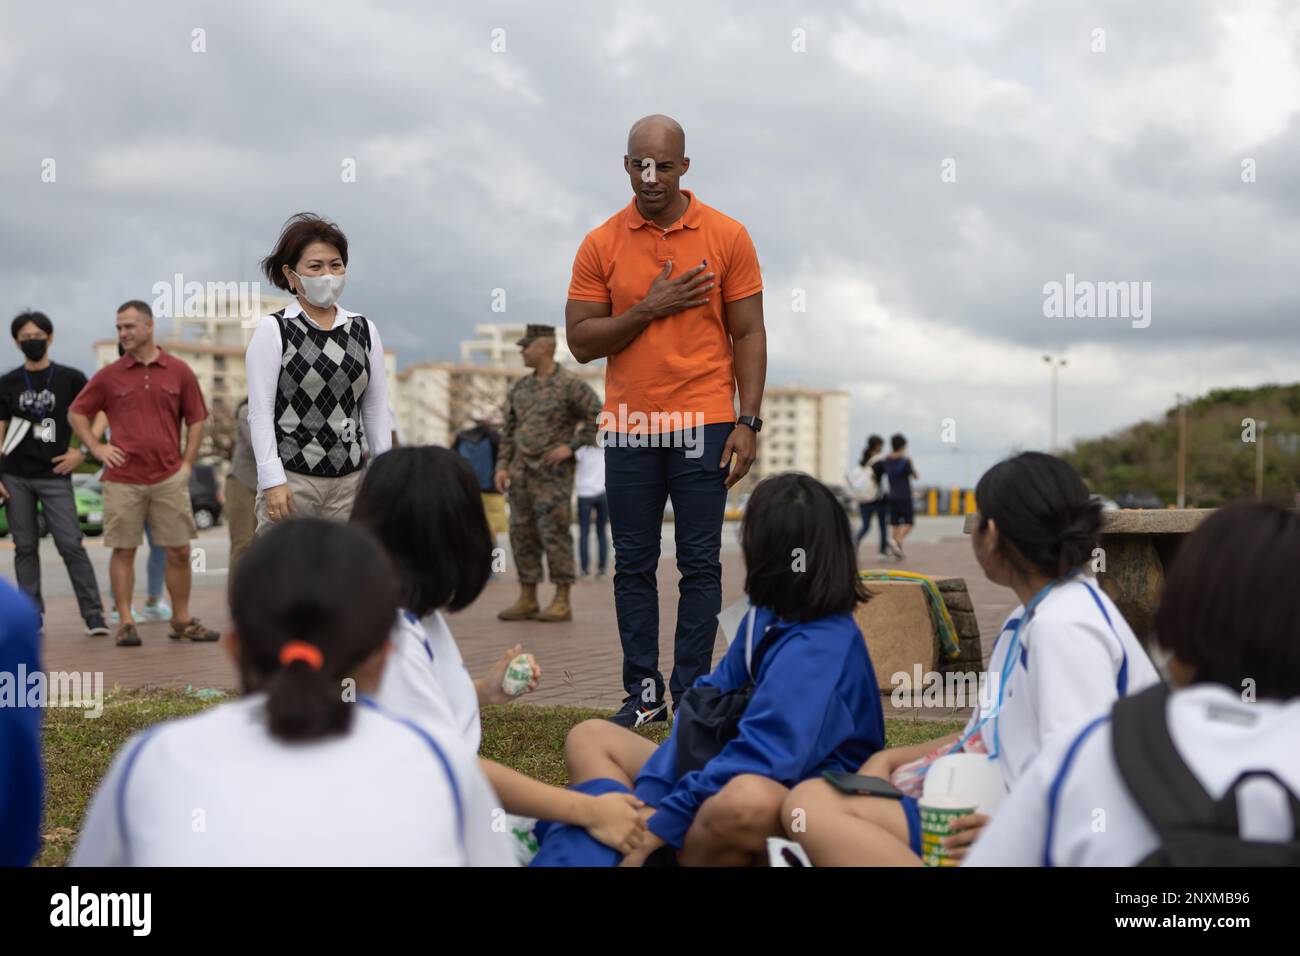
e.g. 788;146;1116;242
574;443;605;498
966;684;1300;866
377;610;482;754
70;694;515;866
244;300;392;491
964;574;1160;791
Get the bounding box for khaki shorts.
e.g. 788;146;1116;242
102;468;197;549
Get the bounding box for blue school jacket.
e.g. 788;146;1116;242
635;605;885;848
0;579;43;866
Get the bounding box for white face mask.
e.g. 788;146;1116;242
292;270;346;309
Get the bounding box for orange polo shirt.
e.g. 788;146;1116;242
568;191;762;434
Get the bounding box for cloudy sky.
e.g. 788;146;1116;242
2;0;1297;483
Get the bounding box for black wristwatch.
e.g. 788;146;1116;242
736;415;762;433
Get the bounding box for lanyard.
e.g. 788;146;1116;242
945;570;1082;761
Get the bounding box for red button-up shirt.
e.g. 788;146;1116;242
69;348;208;485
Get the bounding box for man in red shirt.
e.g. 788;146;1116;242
566;114;767;727
69;301;219;647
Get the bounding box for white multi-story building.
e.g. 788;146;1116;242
394;362;605;447
753;388;851;488
459;322;581;369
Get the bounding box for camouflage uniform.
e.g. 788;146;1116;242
499;366;602;585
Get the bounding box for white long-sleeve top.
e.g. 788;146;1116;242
245;300;391;491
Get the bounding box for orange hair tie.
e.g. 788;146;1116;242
279;641;324;671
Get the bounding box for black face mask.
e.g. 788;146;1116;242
20;339;48;361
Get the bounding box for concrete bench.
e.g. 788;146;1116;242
853;577;984;693
962;509;1215;644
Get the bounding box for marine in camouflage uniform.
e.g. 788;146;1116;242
496;324;602;622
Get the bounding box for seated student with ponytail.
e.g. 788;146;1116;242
72;519;514;866
782;452;1160;865
350;446;648;859
540;472;885;867
967;502;1300;866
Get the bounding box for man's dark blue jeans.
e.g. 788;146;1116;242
605;423;732;708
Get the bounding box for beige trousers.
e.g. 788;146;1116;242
255;470;364;536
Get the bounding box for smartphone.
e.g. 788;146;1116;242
822;770;905;800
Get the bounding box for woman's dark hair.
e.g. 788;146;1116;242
349;445;493;617
890;433;907;452
261;213;349;292
859;434;884;467
742;472;871;622
974;451;1100;580
11;311;53;339
229;519;399;742
1155;502;1300;699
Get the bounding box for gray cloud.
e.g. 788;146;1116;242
1;0;1296;483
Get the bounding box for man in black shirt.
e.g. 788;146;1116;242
0;311;108;634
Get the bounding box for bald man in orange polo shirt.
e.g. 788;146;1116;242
566;114;767;728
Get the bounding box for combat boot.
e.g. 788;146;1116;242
534;583;572;622
498;583;540;621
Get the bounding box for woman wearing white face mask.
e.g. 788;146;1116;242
246;213;391;530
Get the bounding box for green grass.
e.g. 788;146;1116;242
36;689;964;867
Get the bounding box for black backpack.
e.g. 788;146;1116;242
1112;683;1300;866
674;608;785;778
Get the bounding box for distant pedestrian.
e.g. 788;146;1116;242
226;397;257;575
68;300;217;647
874;433;918;559
455;408;507;539
848;434;888;559
0;311;108;635
575;440;609;577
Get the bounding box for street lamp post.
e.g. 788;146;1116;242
1256;420;1269;501
1043;355;1067;454
1175;393;1187;509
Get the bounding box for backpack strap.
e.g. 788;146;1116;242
743;608;787;684
1112;683;1229;839
1218;769;1300;836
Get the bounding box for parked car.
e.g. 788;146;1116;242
1114;491;1164;510
825;484;859;515
189;463;223;530
0;472;104;537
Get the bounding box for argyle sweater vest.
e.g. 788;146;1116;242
272;311;371;478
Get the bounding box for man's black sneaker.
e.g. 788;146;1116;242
85;618;110;637
607;697;669;729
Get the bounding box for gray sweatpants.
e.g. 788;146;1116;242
4;473;105;623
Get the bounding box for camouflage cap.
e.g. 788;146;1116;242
516;323;556;346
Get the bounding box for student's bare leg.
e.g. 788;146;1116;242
164;545;193;623
679;774;789;867
109;549;138;624
564;719;658;788
782;778;920;866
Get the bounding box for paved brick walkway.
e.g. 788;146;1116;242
35;529;1016;720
